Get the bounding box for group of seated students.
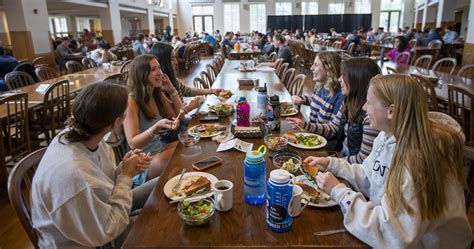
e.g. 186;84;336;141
30;37;471;248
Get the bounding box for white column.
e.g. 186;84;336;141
241;0;250;33
435;0;444;27
147;6;156;34
4;0;51;57
266;0;276;16
214;0;224;33
371;0;381;29
319;0;329;15
466;1;474;44
421;0;428;29
99;0;121;44
413;7;418;28
401;0;414;29
169;12;174;32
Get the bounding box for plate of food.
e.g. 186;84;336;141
188;124;227;138
295;174;337;208
280;103;299;117
208;103;234;116
283;132;327;149
218;90;233;102
164;172;218;201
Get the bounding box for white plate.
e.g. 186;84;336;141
286;132;327;150
188;124;226;138
280;109;299;117
164;172;218;201
295;175;337;208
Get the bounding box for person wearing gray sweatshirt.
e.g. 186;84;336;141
304;75;471;248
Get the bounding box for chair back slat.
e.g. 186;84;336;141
395;51;411;65
413;55;433;69
432;57;457;75
5;71;35;90
8;147;47;248
458;64;474;81
35;67;59;82
193;77;207;89
288;74;306;96
448;84;474;142
42;80;71;143
81;57;97;69
14;62;40;82
412;75;439;112
200;71;212;88
281;68;296;87
120;60;132;83
65;60;85;74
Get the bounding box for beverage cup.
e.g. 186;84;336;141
212;180;233;212
289;185;309;217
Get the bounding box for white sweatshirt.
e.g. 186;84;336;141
31;132;133;248
327;112;472;248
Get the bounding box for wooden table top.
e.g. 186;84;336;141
0;65;121;119
123;61;368;248
379;61;474;102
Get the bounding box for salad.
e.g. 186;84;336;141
285;132;322;147
209;103;234;115
179;199;215;226
281;158;298;172
280;103;298;116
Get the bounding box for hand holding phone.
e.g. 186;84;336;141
192;156;223;171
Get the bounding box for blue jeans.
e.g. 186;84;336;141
131;176;158;215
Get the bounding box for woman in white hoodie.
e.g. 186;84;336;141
304;74;471;248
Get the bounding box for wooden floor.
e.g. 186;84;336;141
1;55;473;248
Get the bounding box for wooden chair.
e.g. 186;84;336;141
464;145;474;213
13;62;40;82
347;43;356;55
386;66;398;75
120;60;132;84
412;75;439;112
408;39;418;48
268;52;277;62
287;74;306;96
65;60;85;74
32;57;47;68
7;147;46;248
448;84;474;142
4;71;35;90
432;57;457;75
35;67;59;82
31;80;71;143
277;63;289;80
281;68;296;87
458;64;474;80
82;57;97;69
428;40;443;49
413;55;433;69
395;51;411;65
17;59;31;64
0;93;30;188
206;64;217;84
103;73;125;85
200;71;212;88
212;60;221;75
193;77;208;89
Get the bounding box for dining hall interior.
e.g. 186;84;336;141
1;0;474;248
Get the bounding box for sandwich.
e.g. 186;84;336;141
302;162;319;181
183;176;211;196
296;182;321;204
283;131;298;143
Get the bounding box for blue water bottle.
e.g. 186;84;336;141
244;145;267;205
266;169;294;233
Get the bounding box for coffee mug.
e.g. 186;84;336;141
289;185;309;217
212;180;233;212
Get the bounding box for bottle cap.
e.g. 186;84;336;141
245;145;266;162
270;169;292;183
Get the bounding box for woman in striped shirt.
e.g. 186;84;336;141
290;57;380;163
287;52;344;130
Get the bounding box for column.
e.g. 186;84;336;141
370;0;381;29
401;0;414;29
462;1;474;65
168;13;174;34
4;0;53;64
99;0;121;45
421;0;428;29
435;0;444;27
214;0;224;34
141;6;155;35
0;11;11;47
240;0;250;33
414;7;418;28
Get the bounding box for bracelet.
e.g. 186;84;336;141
169;90;179;98
147;127;159;138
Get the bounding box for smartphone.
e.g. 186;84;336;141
192;156;223;171
200;115;219;122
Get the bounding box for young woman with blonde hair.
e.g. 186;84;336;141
124;54;184;186
304;74;471;248
287;52;344;131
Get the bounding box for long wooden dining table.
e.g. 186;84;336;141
0;65;122;119
123;60;368;248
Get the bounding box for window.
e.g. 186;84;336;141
275;2;292;16
250;4;266;33
224;3;240;32
49;16;68;38
354;0;371;14
301;2;318;15
328;0;344;14
76;17;91;34
192;5;214;33
379;0;401;33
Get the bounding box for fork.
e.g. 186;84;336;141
172;168;186;193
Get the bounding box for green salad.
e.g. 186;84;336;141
181;200;214;219
295;134;322;147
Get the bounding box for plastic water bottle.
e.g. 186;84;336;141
257;83;268;109
244;145;267;205
266;169;294;233
236;97;250;127
267;95;281;131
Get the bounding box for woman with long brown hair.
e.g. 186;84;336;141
124;54;184;186
290;57;380;163
305;75;471;247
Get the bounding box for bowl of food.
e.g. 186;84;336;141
178;198;215;226
264;134;288;151
208;103;234;116
272;153;301;173
178;131;201;147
